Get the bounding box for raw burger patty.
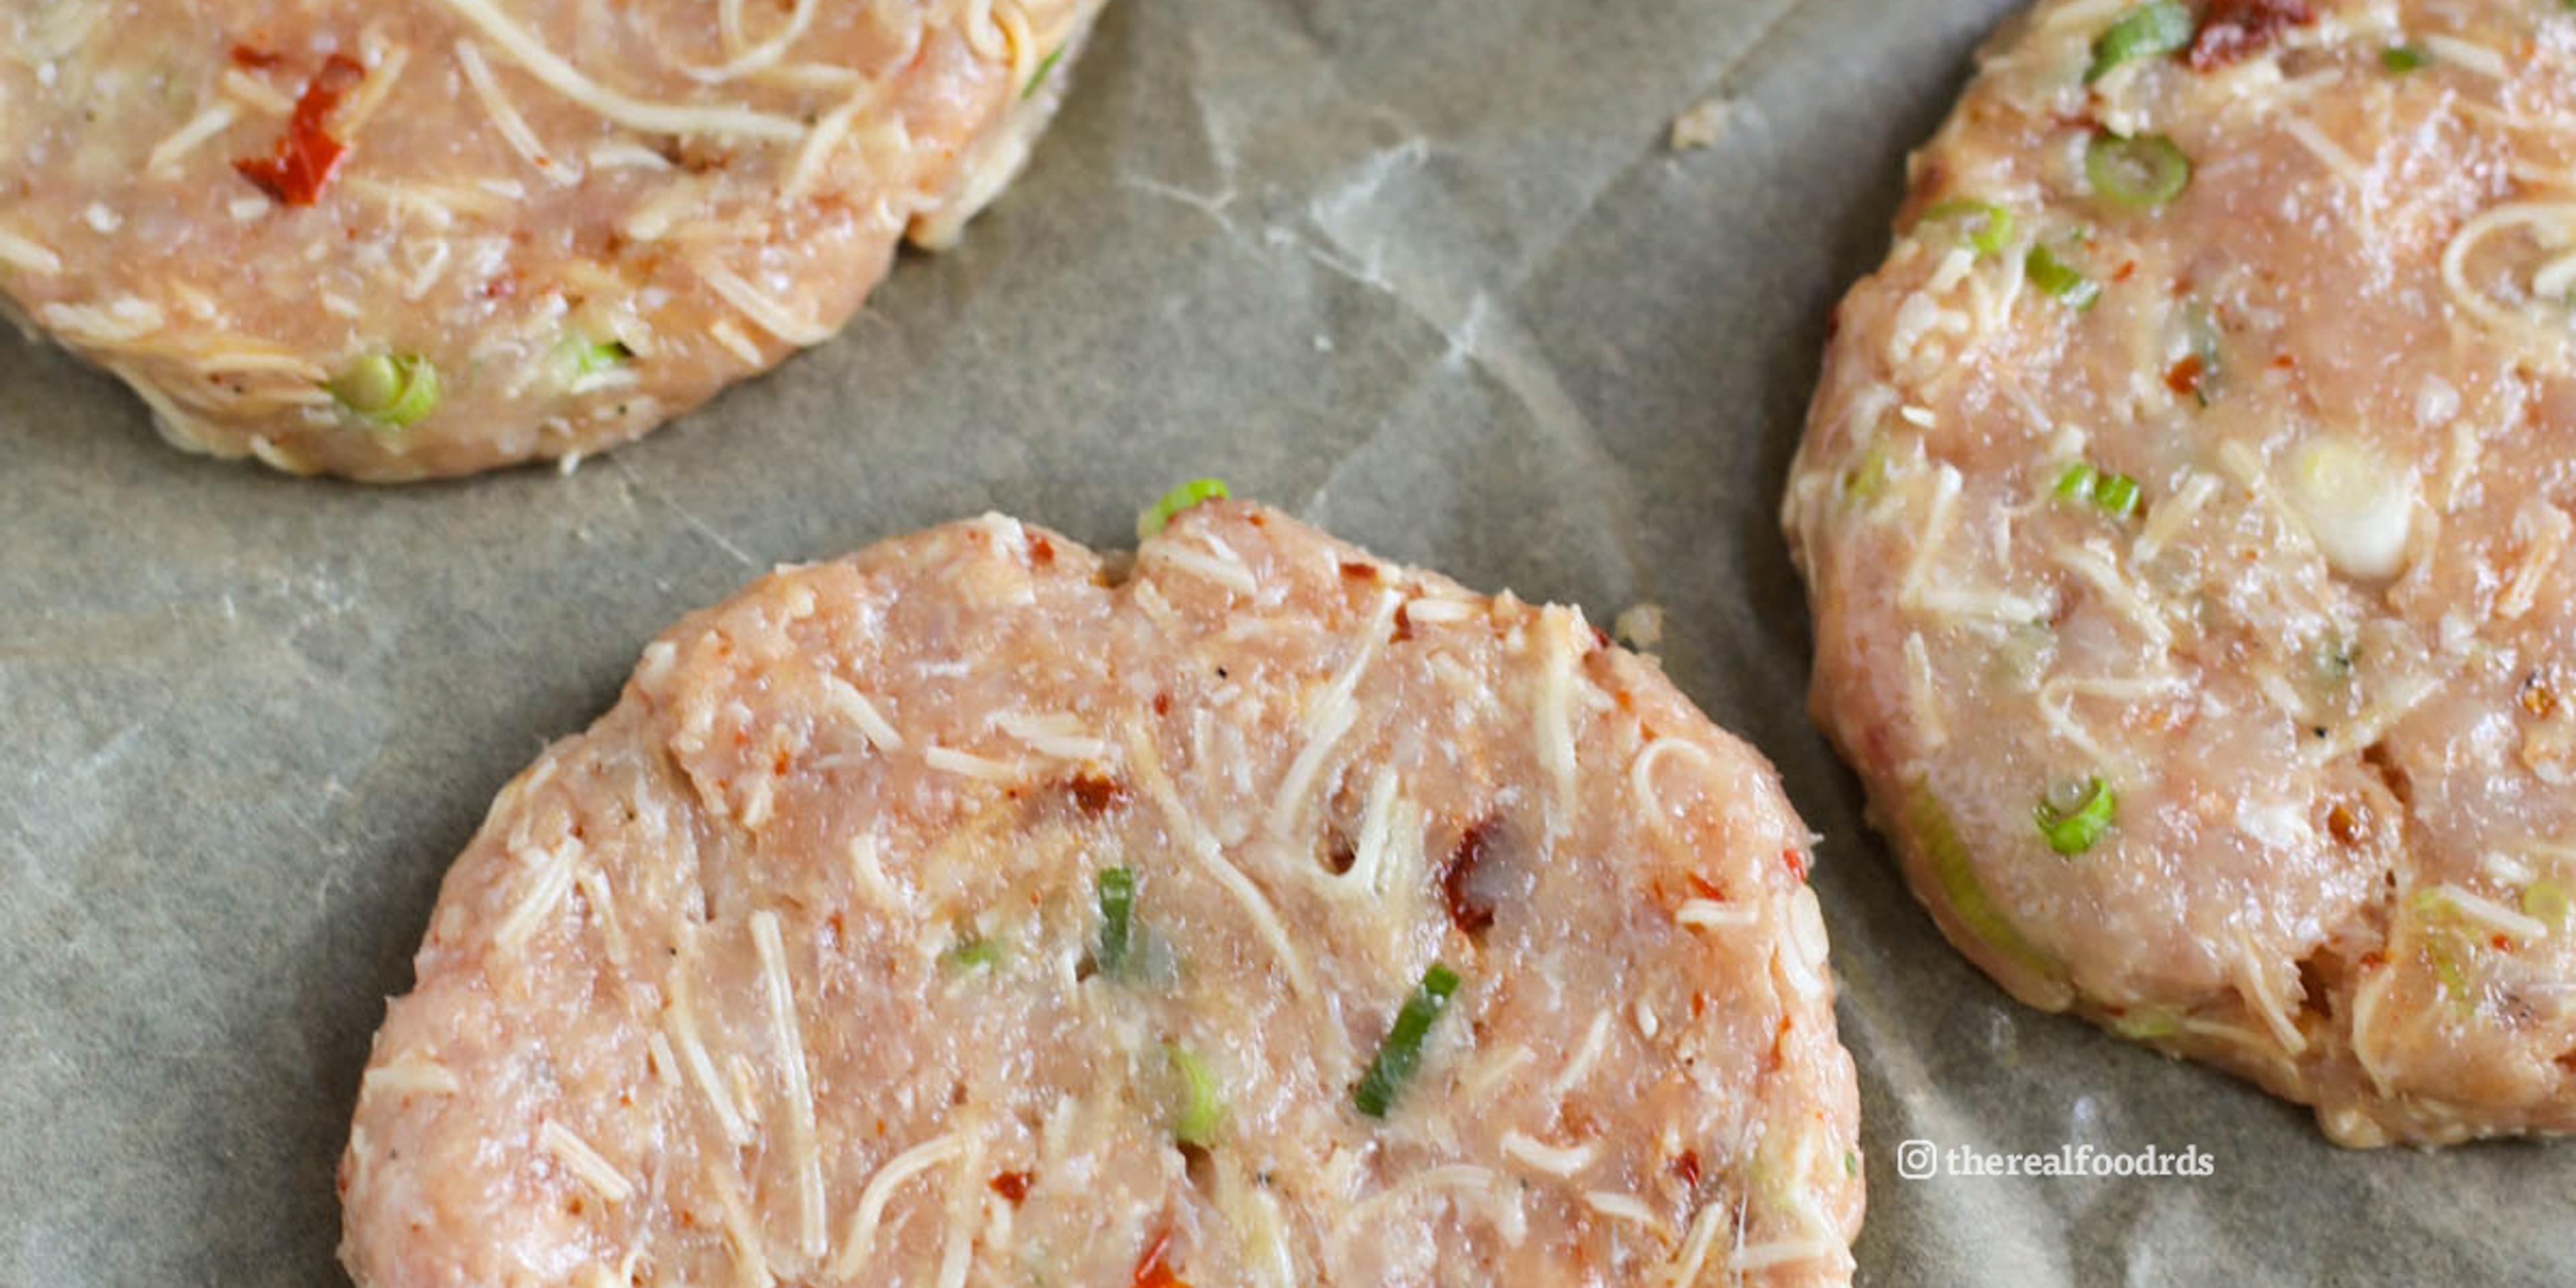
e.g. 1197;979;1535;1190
1786;0;2576;1145
340;502;1864;1286
0;0;1102;480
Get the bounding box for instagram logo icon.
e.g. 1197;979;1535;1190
1896;1139;1937;1180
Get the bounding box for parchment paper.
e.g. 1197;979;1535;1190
3;0;2569;1283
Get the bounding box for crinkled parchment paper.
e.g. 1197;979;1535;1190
3;0;2569;1283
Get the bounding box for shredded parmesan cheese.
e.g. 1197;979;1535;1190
429;0;807;139
832;1133;969;1279
750;911;828;1263
539;1122;636;1203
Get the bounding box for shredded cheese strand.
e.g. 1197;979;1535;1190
427;0;807;139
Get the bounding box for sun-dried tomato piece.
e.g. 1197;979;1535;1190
233;54;365;205
2188;0;2314;71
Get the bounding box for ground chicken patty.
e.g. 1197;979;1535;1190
340;502;1864;1285
0;0;1100;480
1786;0;2576;1145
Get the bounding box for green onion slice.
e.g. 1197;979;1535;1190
2086;133;2192;209
1167;1044;1224;1146
329;353;441;429
2106;1006;2183;1040
2524;878;2570;929
2094;471;2142;518
555;335;633;386
1906;780;2068;993
2025;246;2101;309
1922;199;2015;256
1024;45;1066;99
943;935;1003;971
1353;963;1462;1119
1095;867;1136;976
2053;462;2141;517
2085;2;2194;84
2035;776;2117;855
2381;44;2426;73
1137;478;1231;541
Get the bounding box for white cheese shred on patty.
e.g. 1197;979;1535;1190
1125;724;1318;1000
683;0;822;82
994;710;1112;762
1501;1130;1598;1177
667;985;755;1147
494;839;583;952
817;677;901;752
696;259;838;345
1629;735;1723;831
1267;588;1401;840
539;1121;636;1204
428;0;808;140
923;743;1029;781
750;910;829;1263
830;1132;969;1279
358;1052;460;1101
0;228;63;275
1542;1012;1616;1100
146;104;241;176
455;39;578;186
1534;607;1582;818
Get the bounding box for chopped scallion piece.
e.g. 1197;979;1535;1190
1167;1044;1224;1146
1137;478;1231;541
2106;1007;2182;1040
2086;2;2194;83
2051;462;2141;517
1353;964;1461;1119
1906;780;2066;989
2524;878;2570;930
1923;199;2015;256
2426;936;2476;1017
1024;46;1066;100
329;352;440;429
944;935;1003;971
555;335;633;386
1095;867;1136;976
2086;133;2192;209
2035;777;2117;855
1841;443;1890;503
2094;471;2141;518
2381;44;2426;73
2025;246;2100;309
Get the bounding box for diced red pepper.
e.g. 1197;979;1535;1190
2188;0;2314;71
1132;1228;1191;1288
233;54;365;206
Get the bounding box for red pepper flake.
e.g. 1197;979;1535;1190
1686;872;1726;902
2163;354;2207;397
988;1171;1032;1204
1339;559;1378;581
1780;847;1812;881
2188;0;2314;72
233;54;364;206
229;43;283;69
1671;1149;1703;1190
1028;533;1057;566
1066;773;1128;816
1132;1229;1189;1288
1441;818;1501;938
1391;602;1415;643
2111;260;2137;284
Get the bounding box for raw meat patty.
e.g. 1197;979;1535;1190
1786;0;2576;1145
340;502;1865;1285
0;0;1103;480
